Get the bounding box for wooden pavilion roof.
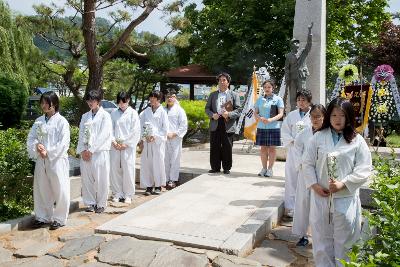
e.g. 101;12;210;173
164;64;216;84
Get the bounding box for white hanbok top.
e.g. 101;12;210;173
281;109;311;147
140;105;169;144
111;106;141;148
293;126;313;171
27;112;70;161
77;107;112;154
165;104;188;139
302;128;372;198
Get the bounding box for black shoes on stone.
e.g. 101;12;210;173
296;236;309;247
95;206;105;213
208;169;220;173
144;187;153;196
49;221;64;230
85;205;95;212
223;170;230;174
152;187;162;195
32;220;47;229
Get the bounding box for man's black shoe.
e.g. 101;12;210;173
208;169;220;173
223;170;230;174
85;205;95;212
49;221;64;230
119;198;125;203
152;187;162;195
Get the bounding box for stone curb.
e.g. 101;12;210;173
0;198;81;235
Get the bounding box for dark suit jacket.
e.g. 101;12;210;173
205;90;242;133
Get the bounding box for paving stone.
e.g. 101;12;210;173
97;236;170;267
53;235;106;259
149;246;209;267
67;254;91;266
279;220;293;227
59;229;94;242
2;255;64;267
94;233;122;242
212;254;262;267
246;240;297;267
175;246;206;254
78;262;113;267
0;246;13;264
14;241;60;258
270;226;299;242
10;228;50;244
293;246;313;258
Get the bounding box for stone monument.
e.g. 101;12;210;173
284;23;313;111
292;0;326;106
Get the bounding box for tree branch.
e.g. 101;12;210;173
124;44;148;58
101;2;160;63
96;0;125;11
38;33;70;51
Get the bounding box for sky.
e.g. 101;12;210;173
4;0;400;36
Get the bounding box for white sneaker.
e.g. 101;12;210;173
112;197;119;203
258;168;267;176
124;197;132;204
264;169;273;177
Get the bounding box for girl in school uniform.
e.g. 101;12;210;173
254;80;284;177
292;104;326;246
27;91;70;230
302;97;372;267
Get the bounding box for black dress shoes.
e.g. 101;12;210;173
208;169;220;173
223;170;230;174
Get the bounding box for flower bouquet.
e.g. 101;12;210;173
295;121;305;133
35;121;47;144
327;151;339;223
83;122;92;149
142;122;153;142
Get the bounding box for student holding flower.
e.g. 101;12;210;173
302;98;372;267
281;90;312;218
27;91;70;230
139;90;169;196
110;92;141;204
77;90;112;214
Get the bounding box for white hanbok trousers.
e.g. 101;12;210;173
140;141;166;188
309;191;362;267
164;137;182;182
284;145;298;210
81;151;110;208
110;147;136;198
292;169;310;237
33;157;70;225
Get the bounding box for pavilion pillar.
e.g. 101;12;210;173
190;83;195;100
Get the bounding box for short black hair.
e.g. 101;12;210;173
165;88;176;96
40;91;59;112
148;90;162;100
85;90;103;102
320;97;356;143
296;89;312;102
310;104;326;116
116;91;130;103
216;72;231;83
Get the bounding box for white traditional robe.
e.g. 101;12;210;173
77;107;112;208
139;105;169;188
292;126;313;236
302;128;372;267
281;108;311;211
110;106;141;199
164;103;188;182
27;112;70;225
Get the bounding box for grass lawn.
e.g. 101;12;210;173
386;133;400;148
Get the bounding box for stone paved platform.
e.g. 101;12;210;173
96;172;285;256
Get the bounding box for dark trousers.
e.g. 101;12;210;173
210;118;234;171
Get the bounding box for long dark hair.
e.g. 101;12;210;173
320;97;356;143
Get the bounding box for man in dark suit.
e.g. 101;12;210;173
205;72;242;174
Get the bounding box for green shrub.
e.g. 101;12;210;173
69;125;79;157
0;128;34;222
179;100;209;141
341;152;400;266
0;74;28;129
60;96;81;126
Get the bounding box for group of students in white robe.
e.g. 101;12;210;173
27;89;187;230
280;91;372;267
